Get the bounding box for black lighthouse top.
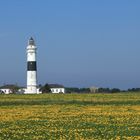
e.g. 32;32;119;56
28;37;35;46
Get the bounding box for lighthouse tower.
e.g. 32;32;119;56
26;37;37;94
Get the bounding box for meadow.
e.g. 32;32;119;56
0;93;140;140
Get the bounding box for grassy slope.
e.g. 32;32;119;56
0;93;140;140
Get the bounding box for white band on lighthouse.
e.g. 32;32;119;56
26;37;37;94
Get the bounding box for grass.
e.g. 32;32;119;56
0;93;140;140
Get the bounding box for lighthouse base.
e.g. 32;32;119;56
25;86;37;94
24;87;41;94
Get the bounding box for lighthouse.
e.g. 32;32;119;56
26;37;37;94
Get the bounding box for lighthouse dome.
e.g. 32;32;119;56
28;37;35;46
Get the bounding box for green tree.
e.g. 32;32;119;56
39;83;51;93
11;85;20;94
111;88;120;93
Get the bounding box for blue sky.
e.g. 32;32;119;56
0;0;140;89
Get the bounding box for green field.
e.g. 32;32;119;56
0;93;140;140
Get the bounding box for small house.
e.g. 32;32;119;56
49;84;65;93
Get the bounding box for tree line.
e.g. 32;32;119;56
1;83;140;94
65;87;140;93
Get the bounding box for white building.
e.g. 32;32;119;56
19;88;42;94
0;85;17;94
49;84;65;93
0;84;65;94
0;89;12;94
